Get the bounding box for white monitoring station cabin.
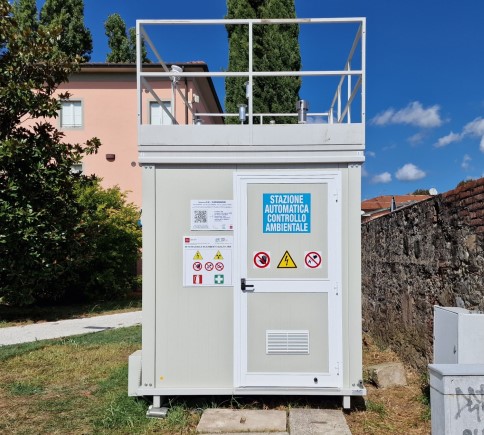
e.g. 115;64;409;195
128;18;367;415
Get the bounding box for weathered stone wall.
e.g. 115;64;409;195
362;178;484;371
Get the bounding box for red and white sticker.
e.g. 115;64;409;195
193;261;203;271
193;275;203;284
253;251;271;269
205;262;214;271
215;262;224;271
304;251;322;269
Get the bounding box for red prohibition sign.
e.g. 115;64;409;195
254;251;270;269
193;262;203;271
305;252;322;269
215;262;224;271
205;262;214;271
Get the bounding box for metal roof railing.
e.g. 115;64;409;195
136;18;365;126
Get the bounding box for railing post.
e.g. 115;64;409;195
337;86;341;123
136;22;142;127
347;62;351;124
248;21;253;126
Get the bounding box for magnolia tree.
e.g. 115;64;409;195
0;0;140;305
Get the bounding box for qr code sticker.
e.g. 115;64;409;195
194;210;208;224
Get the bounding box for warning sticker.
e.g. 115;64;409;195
253;251;271;269
277;251;297;269
183;236;232;287
304;251;322;269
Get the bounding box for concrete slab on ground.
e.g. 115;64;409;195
196;408;352;435
0;311;142;346
289;409;352;435
196;409;287;434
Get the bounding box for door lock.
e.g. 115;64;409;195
241;278;255;292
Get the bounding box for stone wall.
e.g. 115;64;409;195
362;178;484;371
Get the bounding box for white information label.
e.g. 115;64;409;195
190;200;234;231
183;236;233;287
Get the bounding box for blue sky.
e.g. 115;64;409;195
37;0;484;199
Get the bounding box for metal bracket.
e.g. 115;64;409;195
146;405;169;418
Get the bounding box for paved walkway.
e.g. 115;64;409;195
0;311;142;346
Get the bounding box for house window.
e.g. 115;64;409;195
61;101;83;128
150;101;173;125
71;163;83;174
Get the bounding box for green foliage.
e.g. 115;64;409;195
418;373;431;422
1;1;140;306
457;178;475;188
105;13;149;63
12;0;38;31
40;0;92;62
105;13;131;63
72;181;142;301
0;0;100;306
411;189;430;195
225;0;301;124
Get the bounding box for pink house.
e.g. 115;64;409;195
56;63;223;207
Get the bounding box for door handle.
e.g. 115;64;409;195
241;278;255;292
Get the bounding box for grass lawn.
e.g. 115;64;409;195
0;326;431;434
0;326;200;434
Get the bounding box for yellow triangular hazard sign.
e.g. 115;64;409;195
277;251;297;268
193;251;203;260
214;250;224;260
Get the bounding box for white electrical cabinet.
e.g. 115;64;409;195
129;17;367;415
434;306;484;364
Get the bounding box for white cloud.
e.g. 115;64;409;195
382;144;397;152
435;117;484;152
371;101;443;128
395;163;426;181
463;117;484;136
408;132;426;145
463;117;484;153
371;172;392;184
362;166;369;177
306;116;326;124
434;131;462;148
366;151;376;157
461;154;471;170
372;109;395;126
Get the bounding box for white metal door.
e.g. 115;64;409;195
234;172;343;388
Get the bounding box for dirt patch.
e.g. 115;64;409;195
345;335;431;434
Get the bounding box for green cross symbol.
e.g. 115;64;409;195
214;274;224;285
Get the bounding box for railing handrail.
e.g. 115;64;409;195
136;17;366;126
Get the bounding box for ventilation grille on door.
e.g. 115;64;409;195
266;330;310;355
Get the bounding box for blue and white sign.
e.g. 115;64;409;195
263;193;311;233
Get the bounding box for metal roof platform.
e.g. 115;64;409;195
136;18;366;164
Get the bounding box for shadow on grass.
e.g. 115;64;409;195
0;292;141;326
157;393;348;412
